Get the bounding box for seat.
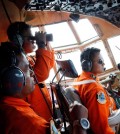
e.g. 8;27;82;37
108;109;120;134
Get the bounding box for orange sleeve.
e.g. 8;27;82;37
34;49;55;82
0;100;50;134
27;84;52;122
110;97;117;110
16;114;49;134
82;87;115;134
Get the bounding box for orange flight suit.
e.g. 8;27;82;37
74;71;116;134
0;97;50;134
27;49;55;122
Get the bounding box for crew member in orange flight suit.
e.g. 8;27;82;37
7;22;55;122
0;43;49;134
73;47;116;134
0;42;86;134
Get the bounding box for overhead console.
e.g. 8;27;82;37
21;0;120;28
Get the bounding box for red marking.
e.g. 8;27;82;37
18;82;22;88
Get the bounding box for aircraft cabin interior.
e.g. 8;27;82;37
0;0;120;134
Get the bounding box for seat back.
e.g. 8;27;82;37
108;109;120;134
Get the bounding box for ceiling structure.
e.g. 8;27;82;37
0;0;120;42
24;0;120;27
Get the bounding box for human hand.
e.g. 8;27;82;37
69;101;89;134
69;101;88;122
35;31;46;48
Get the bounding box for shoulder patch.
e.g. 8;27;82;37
97;91;106;104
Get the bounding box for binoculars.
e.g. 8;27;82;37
29;32;53;42
46;33;53;42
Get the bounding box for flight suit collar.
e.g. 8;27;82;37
81;71;99;82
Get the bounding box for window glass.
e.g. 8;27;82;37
107;35;120;64
72;19;98;43
85;40;113;70
31;27;39;36
44;22;77;48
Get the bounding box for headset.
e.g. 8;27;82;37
12;23;24;47
0;50;25;95
81;48;92;72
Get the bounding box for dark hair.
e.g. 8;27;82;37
7;21;31;41
80;47;100;63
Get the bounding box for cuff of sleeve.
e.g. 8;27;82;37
36;49;51;56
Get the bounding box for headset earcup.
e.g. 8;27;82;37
82;60;92;72
1;66;25;94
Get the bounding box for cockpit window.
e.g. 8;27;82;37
85;40;113;70
44;22;77;49
107;35;120;65
72;19;99;43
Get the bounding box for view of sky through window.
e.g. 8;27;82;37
85;40;113;70
44;22;77;48
107;35;120;64
72;19;98;43
31;19;119;83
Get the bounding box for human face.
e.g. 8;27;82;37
22;29;37;54
91;52;105;75
17;53;35;98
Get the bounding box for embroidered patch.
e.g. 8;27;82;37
97;91;106;104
